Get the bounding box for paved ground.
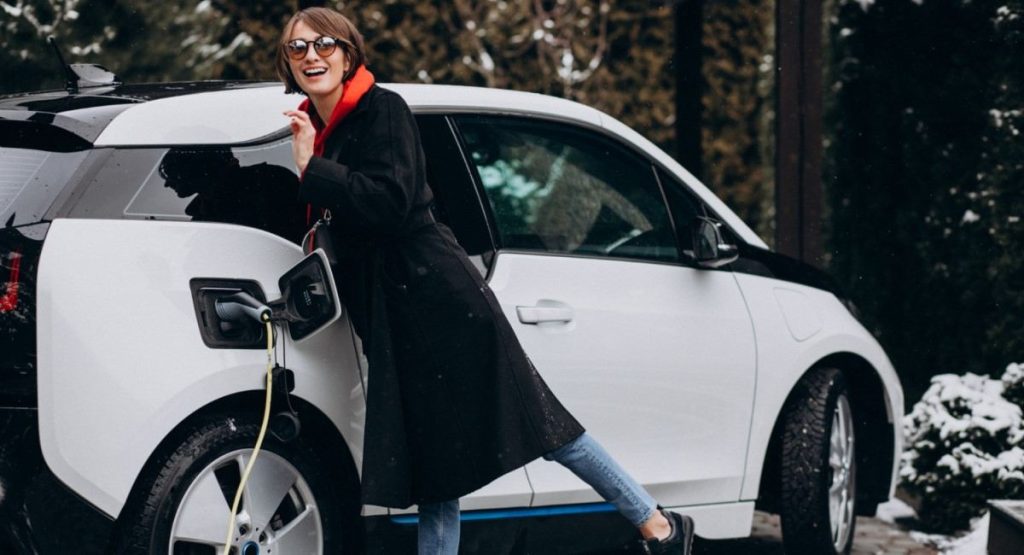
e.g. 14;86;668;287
694;511;937;555
366;506;943;554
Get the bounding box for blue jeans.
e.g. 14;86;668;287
417;432;657;554
418;497;461;555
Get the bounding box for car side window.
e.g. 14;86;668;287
70;139;307;243
656;167;705;260
455;116;678;263
656;167;741;259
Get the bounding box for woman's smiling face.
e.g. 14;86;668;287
286;19;349;101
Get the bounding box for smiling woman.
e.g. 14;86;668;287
269;6;694;555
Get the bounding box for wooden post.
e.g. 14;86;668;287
674;0;703;180
775;0;824;265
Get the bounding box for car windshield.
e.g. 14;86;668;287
0;147;88;227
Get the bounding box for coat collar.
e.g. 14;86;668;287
341;84;377;121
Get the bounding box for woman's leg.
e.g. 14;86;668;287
417;499;461;555
544;433;658;527
544;433;677;541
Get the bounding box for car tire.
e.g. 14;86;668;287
111;411;361;554
779;368;857;555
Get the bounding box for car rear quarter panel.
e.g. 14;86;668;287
35;219;367;519
732;272;903;502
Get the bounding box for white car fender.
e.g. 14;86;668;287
733;272;903;502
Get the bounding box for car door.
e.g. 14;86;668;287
453;115;757;508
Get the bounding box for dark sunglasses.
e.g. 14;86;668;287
283;36;348;60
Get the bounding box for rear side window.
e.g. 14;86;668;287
456;116;679;263
69;139;307;243
1;147;88;227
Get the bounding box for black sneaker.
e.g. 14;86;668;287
639;510;694;555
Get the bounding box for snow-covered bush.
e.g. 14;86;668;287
1002;363;1024;408
901;367;1024;533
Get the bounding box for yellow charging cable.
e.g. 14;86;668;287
223;315;275;553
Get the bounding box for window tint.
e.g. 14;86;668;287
416;115;494;258
1;147;88;226
456;116;678;263
72;139;307;243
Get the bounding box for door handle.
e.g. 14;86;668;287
516;304;574;324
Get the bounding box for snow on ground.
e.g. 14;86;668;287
875;497;917;524
876;497;989;555
911;513;988;555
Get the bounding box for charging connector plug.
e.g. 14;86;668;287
215;291;272;323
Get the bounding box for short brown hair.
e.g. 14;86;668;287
276;7;368;94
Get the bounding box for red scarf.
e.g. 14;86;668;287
299;64;376;156
298;65;376;224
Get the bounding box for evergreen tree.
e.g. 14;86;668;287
982;1;1024;363
700;0;775;242
826;0;1013;404
1;0;138;93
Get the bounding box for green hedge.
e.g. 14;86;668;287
826;0;1024;405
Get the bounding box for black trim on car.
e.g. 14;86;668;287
0;118;95;151
0;224;47;408
442;114;506;272
729;243;843;297
0;409;115;554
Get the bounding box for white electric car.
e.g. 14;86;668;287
0;70;902;555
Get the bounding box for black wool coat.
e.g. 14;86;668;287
297;84;584;508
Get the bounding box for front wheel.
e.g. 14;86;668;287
779;368;857;555
112;412;361;554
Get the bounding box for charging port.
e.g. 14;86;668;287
190;279;269;349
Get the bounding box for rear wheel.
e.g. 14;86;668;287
779;368;857;555
113;412;361;554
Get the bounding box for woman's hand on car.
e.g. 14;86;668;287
285;110;315;174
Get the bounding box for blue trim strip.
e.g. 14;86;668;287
390;502;617;525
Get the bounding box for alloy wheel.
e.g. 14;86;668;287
169;449;323;554
828;394;856;552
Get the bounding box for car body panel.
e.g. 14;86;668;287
732;272;903;502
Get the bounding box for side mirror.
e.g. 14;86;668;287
692;216;739;268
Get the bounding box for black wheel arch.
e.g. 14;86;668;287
755;353;895;517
